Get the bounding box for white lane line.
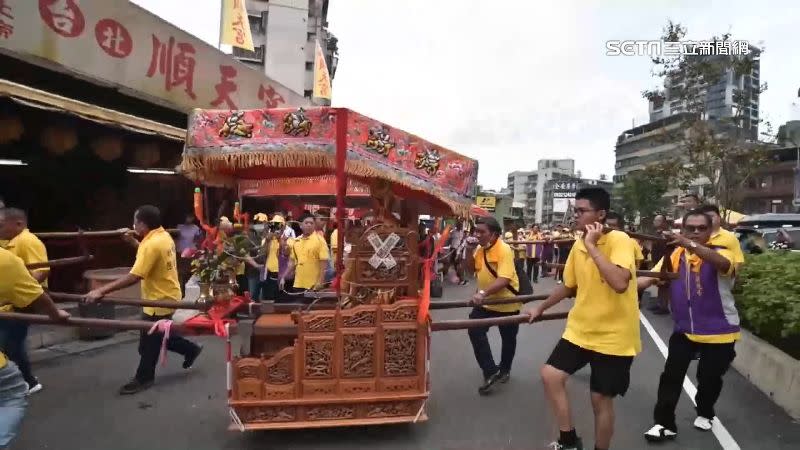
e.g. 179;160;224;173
639;312;741;450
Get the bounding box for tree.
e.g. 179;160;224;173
642;21;775;220
615;166;670;229
599;174;608;181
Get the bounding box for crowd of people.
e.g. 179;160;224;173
0;189;768;449
464;188;748;450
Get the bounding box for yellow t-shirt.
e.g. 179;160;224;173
0;248;44;367
709;228;745;267
474;240;521;313
265;237;280;273
330;228;339;260
562;230;641;356
4;228;49;287
130;227;182;316
291;233;330;289
651;247;740;344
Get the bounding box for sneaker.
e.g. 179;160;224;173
478;371;502;395
644;424;677;442
183;345;203;369
119;379;154;395
693;416;713;431
548;437;584;450
498;372;510;384
27;382;43;395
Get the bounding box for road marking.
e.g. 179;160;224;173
639;312;741;450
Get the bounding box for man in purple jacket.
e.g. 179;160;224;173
637;209;739;442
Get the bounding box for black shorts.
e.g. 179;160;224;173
546;338;634;397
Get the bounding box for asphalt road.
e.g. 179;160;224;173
15;278;800;450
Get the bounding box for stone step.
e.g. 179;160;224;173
26;302;143;352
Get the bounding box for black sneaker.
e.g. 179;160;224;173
119;379;153;395
183;345;203;369
548;437;584;449
498;372;510;384
478;371;502;395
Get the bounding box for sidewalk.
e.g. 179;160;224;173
28;302;142;365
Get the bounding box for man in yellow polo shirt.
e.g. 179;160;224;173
526;188;640;450
263;214;293;301
280;213;329;299
0;207;50;394
85;205;203;395
0;247;69;448
470;216;521;395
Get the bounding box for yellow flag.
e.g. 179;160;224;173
313;40;332;100
220;0;254;51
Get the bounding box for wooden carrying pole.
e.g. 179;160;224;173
47;292;210;311
430;293;549;309
26;255;93;270
0;311;198;333
35;229;179;240
538;262;678;280
431;311;569;331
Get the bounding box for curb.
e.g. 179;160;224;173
731;328;800;420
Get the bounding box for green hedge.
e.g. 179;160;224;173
734;251;800;359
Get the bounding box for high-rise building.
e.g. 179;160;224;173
507;159;575;223
233;0;339;100
647;47;761;140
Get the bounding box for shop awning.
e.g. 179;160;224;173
0;78;185;141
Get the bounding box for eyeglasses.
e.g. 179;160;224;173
683;225;709;233
572;208;596;216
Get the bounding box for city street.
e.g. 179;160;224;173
17;278;800;450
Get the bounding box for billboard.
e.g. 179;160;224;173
551;181;578;214
476;196;497;210
0;0;306;114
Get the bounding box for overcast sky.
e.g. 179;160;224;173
133;0;800;190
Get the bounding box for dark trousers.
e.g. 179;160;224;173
467;307;520;378
135;314;200;383
526;257;540;282
262;272;279;301
653;332;736;431
0;320;36;386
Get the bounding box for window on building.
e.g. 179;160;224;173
307;32;316;42
304;89;313;98
305;61;314;71
248;14;264;34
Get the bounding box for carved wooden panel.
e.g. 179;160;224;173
339;380;376;396
378;377;419;393
340;307;378;328
383;327;417;377
302;380;338;397
382;303;418;323
303;338;334;379
301;313;336;333
236;358;265;380
349;226;419;299
341;332;375;378
363;401;416;418
305;405;356;421
237;406;296;423
263;383;296;400
236;379;263;400
265;348;294;385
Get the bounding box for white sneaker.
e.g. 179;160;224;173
693;416;714;431
27;382;43;395
644;424;677;442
